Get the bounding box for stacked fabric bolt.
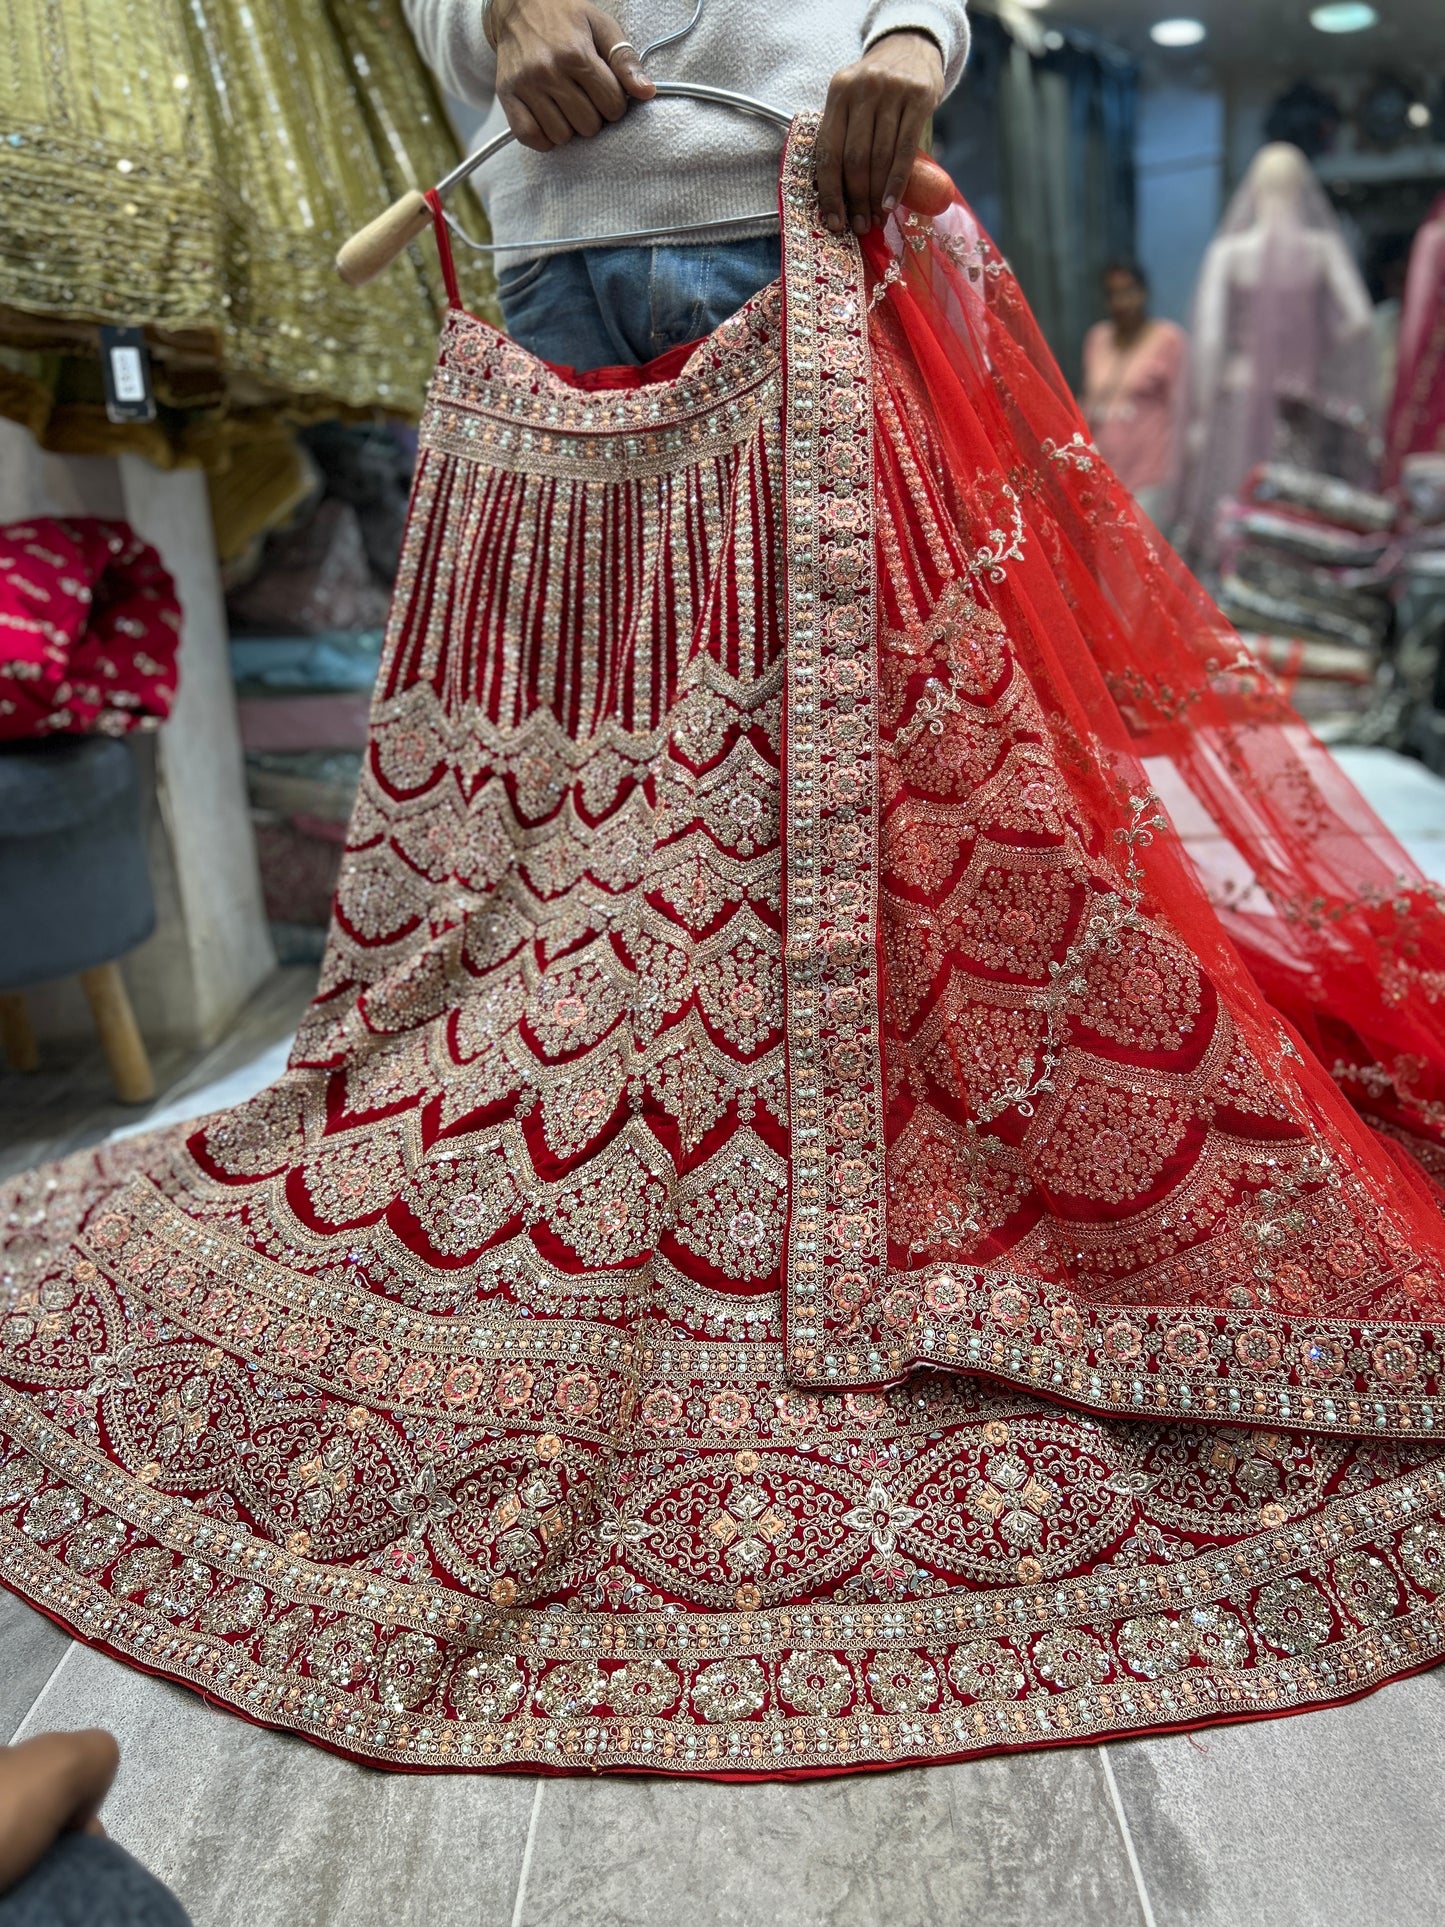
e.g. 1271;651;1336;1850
0;520;180;739
231;635;379;959
226;425;410;957
1215;463;1398;733
1390;459;1445;769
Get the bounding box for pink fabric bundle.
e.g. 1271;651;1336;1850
0;518;180;740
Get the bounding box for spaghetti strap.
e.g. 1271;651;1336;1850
425;188;463;311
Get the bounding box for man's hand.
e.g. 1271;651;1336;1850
816;31;945;235
0;1730;119;1896
487;0;656;151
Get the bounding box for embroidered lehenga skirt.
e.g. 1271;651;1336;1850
8;124;1445;1778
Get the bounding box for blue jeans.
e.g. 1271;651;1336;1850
497;237;781;372
0;1831;191;1926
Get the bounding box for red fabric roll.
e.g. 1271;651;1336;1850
0;518;180;740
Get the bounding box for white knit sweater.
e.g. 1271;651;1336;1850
402;0;970;264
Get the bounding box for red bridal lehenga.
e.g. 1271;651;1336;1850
8;122;1445;1779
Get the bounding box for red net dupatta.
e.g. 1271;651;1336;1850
779;133;1445;1437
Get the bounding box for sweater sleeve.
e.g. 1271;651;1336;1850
402;1;971;118
402;0;497;112
863;2;970;97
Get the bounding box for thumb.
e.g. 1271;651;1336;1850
590;9;656;98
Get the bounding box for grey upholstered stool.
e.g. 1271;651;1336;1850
0;737;156;1102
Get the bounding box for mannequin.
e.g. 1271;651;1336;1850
1177;143;1375;571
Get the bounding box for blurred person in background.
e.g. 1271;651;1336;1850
1080;260;1186;529
1367;230;1413;411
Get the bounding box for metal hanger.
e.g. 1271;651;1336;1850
438;1;791;258
338;0;789;285
433;84;790;260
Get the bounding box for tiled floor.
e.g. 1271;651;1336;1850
0;964;318;1185
6;757;1445;1926
5;1612;1444;1927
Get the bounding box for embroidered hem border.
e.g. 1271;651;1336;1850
5;1387;1445;1775
791;1261;1445;1439
778;119;890;1392
771;123;1445;1436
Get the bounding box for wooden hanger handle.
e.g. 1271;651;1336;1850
336;189;432;288
335;154;957;289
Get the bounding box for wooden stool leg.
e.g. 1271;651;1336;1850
80;963;155;1104
0;992;40;1074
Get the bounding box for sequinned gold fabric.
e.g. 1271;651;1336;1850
0;0;496;423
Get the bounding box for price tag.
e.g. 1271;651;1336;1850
99;325;156;424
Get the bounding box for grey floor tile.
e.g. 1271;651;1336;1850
138;964;317;1116
0;1038;194;1184
517;1745;1143;1927
0;1585;72;1740
1108;1667;1445;1927
13;1643;537;1927
0;963;316;1183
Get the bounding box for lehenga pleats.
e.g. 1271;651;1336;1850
4;122;1445;1779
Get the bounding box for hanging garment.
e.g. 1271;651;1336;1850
1383;195;1445;489
7;122;1445;1781
1176;144;1378;571
0;0;495;447
0;520;180;739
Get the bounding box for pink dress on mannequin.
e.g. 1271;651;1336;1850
1384;193;1445;487
1176;143;1377;571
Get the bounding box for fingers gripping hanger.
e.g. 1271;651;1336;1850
336;0;953;289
